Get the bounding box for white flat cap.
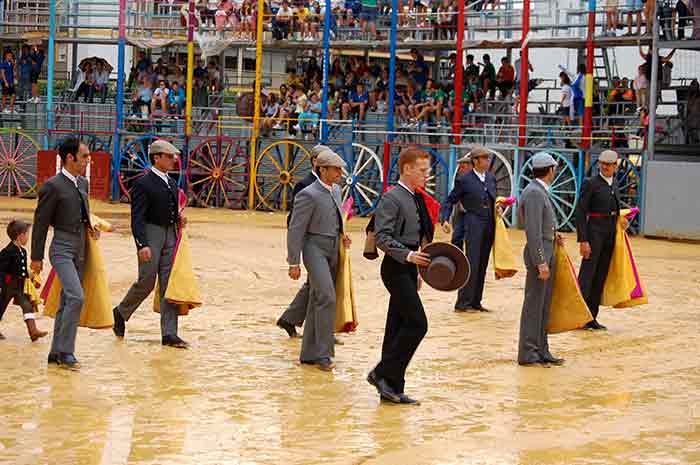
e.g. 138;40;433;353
149;139;181;155
316;150;346;169
598;150;619;163
531;152;557;169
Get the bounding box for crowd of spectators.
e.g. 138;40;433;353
602;0;700;40
0;44;45;114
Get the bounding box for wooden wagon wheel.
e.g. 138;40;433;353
254;140;312;211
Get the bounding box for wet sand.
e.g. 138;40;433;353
0;201;699;465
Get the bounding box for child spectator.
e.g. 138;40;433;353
131;78;153;117
168;81;186;115
1;51;17;114
0;220;47;342
558;71;573;126
151;79;170;114
496;56;516;98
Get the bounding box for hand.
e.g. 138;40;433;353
556;233;565;246
496;206;504;217
342;234;351;249
441;221;452;234
288;265;301;280
179;215;188;229
579;241;591;260
30;260;43;274
537;263;550;281
138;247;152;263
621;216;630;230
407;251;431;268
89;228;101;240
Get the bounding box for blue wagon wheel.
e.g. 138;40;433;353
517;151;579;231
387;147;449;201
586;156;642;234
336;142;383;216
118;134;183;203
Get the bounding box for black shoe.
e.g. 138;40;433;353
47;352;59;365
454;306;475;313
318;358;335;371
592;320;607;331
367;370;401;403
518;359;550;367
276;318;298;338
162;335;189;349
475;306;492;313
397;393;420;405
542;355;565;366
112;307;125;338
583;321;596;330
57;353;80;370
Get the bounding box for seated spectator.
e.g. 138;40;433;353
342;82;368;120
128;50;151;90
297;100;320;138
496;56;515;98
92;61;110;104
131;78;153;117
415;79;447;126
168;81;186;115
309;91;322;115
74;62;95;103
465;54;479;81
479;54;496;100
262;93;280;136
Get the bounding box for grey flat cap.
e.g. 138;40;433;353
469;146;490;160
310;144;331;158
531;152;557;169
316;150;347;169
598;150;619;163
149;139;181;155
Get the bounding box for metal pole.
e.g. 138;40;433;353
517;0;530;147
647;4;660;162
386;0;398;140
247;0;265;210
582;0;595;157
45;0;58;149
185;0;195;136
320;0;332;142
112;0;127;200
452;0;465;145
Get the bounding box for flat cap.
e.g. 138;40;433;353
310;144;331;158
469;146;490;160
531;152;557;169
457;153;473;164
598;150;619;163
149;139;181;156
316;150;346;169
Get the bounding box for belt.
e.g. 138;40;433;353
588;212;618;218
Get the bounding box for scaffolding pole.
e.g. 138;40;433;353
185;0;195;136
582;0;595;159
386;0;398;137
45;0;57;150
452;0;465;145
248;0;265;210
112;0;127;200
320;0;332;142
517;0;531;147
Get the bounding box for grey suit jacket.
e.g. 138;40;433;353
31;172;90;261
517;180;557;266
374;185;421;264
287;180;343;266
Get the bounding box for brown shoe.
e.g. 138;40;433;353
25;319;48;342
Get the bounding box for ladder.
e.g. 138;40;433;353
593;47;619;89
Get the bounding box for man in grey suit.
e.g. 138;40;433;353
517;152;565;367
31;137;92;370
287;149;350;371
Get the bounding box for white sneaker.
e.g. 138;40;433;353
293;124;301;131
272;123;282;129
3;109;10;114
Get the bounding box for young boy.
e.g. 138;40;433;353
0;50;17;114
0;220;47;341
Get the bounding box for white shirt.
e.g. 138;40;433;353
61;167;78;187
600;173;613;186
561;84;572;107
94;70;109;86
151;166;170;186
318;177;333;192
473;169;486;183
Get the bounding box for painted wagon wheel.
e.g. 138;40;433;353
387;147;449;201
118;134;183;203
254;140;312;211
336;142;383;216
186;136;249;209
0;129;39;197
517;150;579;231
586;156;642;234
453;147;515;225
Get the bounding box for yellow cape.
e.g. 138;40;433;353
153;229;202;315
42;215;114;329
548;243;594;334
601;209;648;308
335;210;358;333
492;197;517;279
23;273;42;308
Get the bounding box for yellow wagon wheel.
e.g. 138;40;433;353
0;128;39;197
254;140;312;211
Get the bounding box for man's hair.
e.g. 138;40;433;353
533;166;553;179
483;54;490;61
7;219;30;241
398;147;430;174
466;54;474;61
58;137;82;164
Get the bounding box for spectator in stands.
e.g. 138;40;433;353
643;0;655;35
262;93;280;136
436;0;455;40
633;63;649;110
128;50;151;90
131;78;153;117
207;60;220;92
623;0;642;36
29;45;44;103
298;99;320;138
0;50;16;114
193;59;209;107
343;81;368;121
409;49;430;90
215;0;231;39
92;61;110;104
275;0;293;39
151;79;170;115
604;0;619;36
241;0;256;40
685;79;700;143
479;53;496;100
465;54;479;81
558;71;573;126
416;78;447;126
496;56;515;98
74;62;95;103
17;45;32;104
168;81;186;116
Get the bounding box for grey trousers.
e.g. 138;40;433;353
517;240;556;364
280;281;309;327
300;234;338;363
116;223;179;337
49;228;86;354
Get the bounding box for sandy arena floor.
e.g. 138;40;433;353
0;199;698;465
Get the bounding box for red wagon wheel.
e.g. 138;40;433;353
0;129;39;197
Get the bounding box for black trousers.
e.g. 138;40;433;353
455;214;494;310
0;284;34;321
578;228;616;319
373;255;428;394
